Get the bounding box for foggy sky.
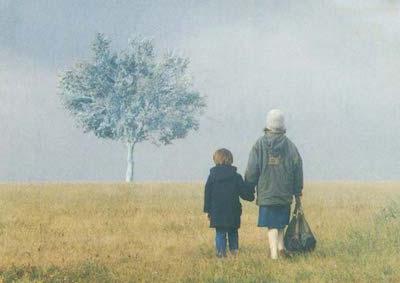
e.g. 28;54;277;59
1;0;399;182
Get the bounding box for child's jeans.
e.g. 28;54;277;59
215;228;238;257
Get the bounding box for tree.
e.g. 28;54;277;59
59;33;205;182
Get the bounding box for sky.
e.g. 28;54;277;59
1;0;399;182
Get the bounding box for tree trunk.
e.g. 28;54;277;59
125;142;135;182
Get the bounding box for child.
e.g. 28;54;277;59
204;148;255;257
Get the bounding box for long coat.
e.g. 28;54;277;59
245;132;303;206
204;165;255;229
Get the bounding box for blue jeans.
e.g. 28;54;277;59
215;228;238;257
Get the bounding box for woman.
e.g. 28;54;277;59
245;109;303;259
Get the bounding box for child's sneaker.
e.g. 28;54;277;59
216;252;227;258
230;249;239;257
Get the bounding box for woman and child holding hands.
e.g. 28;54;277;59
204;109;303;259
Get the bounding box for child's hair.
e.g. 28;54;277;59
213;148;233;165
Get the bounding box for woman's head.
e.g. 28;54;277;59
213;148;233;166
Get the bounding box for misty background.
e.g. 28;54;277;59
1;0;399;182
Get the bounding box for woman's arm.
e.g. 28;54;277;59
293;152;303;197
245;143;261;187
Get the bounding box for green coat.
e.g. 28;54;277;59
245;132;303;206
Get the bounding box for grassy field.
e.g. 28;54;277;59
0;182;400;282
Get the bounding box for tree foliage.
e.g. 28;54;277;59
59;33;205;146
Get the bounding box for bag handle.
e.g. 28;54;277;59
293;197;304;216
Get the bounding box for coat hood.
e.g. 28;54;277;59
210;165;237;181
265;132;287;155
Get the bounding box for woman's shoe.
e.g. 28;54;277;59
278;249;292;258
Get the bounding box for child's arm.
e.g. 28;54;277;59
203;175;212;213
237;174;255;202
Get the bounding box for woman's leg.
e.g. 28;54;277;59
215;228;227;257
268;228;279;259
228;228;239;254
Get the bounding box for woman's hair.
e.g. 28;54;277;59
213;148;233;165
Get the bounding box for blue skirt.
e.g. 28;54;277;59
258;205;290;229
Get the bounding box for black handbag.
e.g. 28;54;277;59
284;201;316;252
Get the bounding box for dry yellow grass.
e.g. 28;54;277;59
0;182;400;282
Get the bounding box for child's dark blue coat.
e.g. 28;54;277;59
204;165;255;229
